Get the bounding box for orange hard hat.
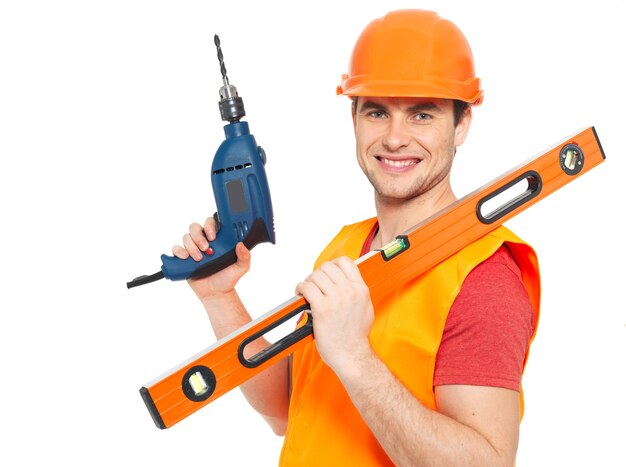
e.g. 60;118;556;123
337;9;483;105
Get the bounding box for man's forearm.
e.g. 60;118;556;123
338;350;514;466
200;290;290;435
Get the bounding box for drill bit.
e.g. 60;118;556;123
214;35;232;97
214;34;245;122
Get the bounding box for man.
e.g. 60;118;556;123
173;10;540;466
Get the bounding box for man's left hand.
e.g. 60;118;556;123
295;256;374;377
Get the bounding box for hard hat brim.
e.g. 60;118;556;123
337;78;483;106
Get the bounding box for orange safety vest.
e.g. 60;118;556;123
279;218;540;466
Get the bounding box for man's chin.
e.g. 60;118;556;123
374;188;421;205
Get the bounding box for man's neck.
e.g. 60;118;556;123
371;187;457;250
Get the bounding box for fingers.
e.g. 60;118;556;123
172;244;190;259
295;279;324;304
295;257;365;300
190;222;209;251
182;232;204;261
332;256;362;283
311;262;343;295
203;216;217;242
170;217;253;277
296;259;350;296
173;220;217;262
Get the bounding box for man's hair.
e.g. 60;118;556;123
352;97;469;127
452;100;469;127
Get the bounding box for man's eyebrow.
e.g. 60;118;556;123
406;102;442;113
359;100;443;113
359;101;388;113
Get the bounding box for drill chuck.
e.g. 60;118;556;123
219;89;245;122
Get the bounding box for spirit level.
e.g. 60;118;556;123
140;127;605;429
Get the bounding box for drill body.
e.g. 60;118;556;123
160;120;274;281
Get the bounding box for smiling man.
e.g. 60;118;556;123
354;97;468;227
174;9;540;466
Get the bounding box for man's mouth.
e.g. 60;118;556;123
376;156;421;170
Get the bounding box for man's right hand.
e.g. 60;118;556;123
172;216;251;301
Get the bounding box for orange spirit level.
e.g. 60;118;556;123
140;127;605;429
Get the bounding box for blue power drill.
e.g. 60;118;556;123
127;35;275;289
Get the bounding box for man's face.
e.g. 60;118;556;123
354;96;470;204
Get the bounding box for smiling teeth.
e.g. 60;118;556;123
380;157;418;167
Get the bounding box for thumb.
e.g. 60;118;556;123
233;242;251;274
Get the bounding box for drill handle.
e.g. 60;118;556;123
159;216;272;281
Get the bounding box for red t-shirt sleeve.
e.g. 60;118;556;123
433;246;536;391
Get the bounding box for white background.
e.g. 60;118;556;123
1;1;624;465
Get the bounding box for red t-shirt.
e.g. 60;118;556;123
361;225;536;392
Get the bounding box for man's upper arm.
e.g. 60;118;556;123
435;384;520;464
434;246;536;391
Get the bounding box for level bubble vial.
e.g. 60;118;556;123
559;143;584;175
380;237;409;261
189;371;209;396
564;148;580;170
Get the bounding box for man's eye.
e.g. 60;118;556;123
368;111;387;118
414;113;431;120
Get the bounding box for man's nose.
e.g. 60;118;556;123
382;117;411;151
